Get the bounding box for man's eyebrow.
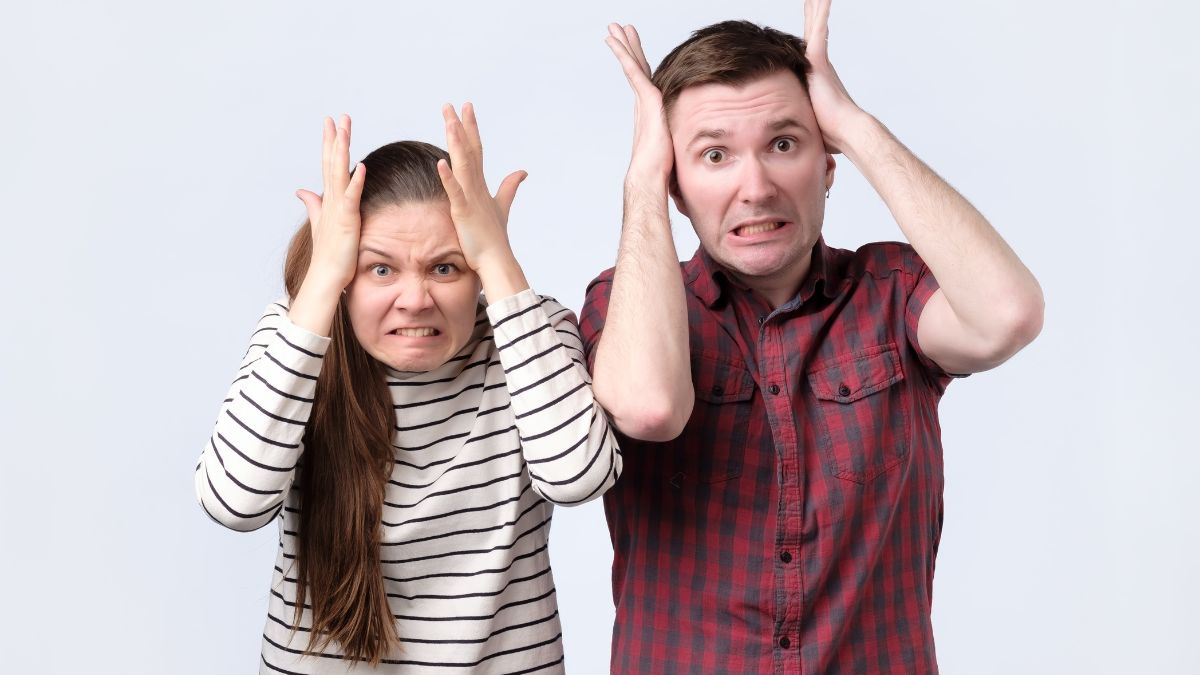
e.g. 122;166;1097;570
769;117;807;132
685;118;810;150
686;128;727;150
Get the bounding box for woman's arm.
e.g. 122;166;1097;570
198;114;364;530
488;292;622;505
435;105;620;503
194;302;329;531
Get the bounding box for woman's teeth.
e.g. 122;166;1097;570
394;328;437;337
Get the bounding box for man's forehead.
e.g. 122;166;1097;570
669;70;813;134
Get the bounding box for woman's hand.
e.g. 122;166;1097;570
289;115;367;336
436;103;529;301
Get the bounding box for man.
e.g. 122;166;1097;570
581;1;1044;673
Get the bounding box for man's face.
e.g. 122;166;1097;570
669;69;835;285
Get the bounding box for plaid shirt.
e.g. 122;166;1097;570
579;238;957;674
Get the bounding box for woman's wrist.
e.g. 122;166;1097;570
288;273;345;337
475;249;529;304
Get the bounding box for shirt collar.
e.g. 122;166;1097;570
685;237;841;309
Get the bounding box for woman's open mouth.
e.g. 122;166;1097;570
390;327;440;337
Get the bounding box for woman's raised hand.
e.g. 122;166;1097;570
296;115;368;292
289;115;367;336
436;103;529;301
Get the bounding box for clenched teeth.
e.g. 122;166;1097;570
392;327;438;337
738;222;783;236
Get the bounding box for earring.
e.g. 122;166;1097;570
825;188;830;199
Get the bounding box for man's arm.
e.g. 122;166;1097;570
591;24;693;441
804;0;1044;374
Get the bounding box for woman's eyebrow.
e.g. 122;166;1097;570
426;249;466;262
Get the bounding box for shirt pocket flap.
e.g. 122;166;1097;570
807;343;904;403
694;355;756;404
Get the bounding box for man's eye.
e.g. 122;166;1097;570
372;264;391;277
703;149;726;164
432;263;457;276
774;138;795;152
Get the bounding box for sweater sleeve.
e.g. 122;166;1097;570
486;289;622;506
194;300;329;531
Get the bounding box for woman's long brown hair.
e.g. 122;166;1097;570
281;141;450;664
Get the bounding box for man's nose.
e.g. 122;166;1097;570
737;157;778;205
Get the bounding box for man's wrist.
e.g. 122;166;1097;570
623;173;670;206
830;110;890;164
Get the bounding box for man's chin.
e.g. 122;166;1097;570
718;250;801;281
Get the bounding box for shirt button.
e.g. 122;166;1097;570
711;385;724;396
779;637;791;649
758;315;766;325
838;384;851;397
768;384;780;395
780;551;792;563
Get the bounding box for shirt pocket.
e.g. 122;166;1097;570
673;354;756;485
806;343;910;484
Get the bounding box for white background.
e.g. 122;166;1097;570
2;0;1196;672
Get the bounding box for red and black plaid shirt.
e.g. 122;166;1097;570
580;238;958;674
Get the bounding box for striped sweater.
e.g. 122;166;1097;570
195;289;621;674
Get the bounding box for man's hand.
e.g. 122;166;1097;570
590;23;694;442
802;0;869;154
605;24;674;185
803;0;1044;374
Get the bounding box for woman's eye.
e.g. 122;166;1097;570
703;149;726;164
774;138;795;152
371;264;391;277
432;263;457;276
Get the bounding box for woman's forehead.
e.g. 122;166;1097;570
359;201;461;261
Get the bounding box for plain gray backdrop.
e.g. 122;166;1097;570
2;0;1196;672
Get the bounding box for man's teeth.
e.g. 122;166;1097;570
394;328;437;337
740;222;782;236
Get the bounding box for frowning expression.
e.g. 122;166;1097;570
345;201;481;372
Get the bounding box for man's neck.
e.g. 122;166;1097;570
727;253;814;310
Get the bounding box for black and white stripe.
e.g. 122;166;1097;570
196;289;621;674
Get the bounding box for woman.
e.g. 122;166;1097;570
195;104;620;673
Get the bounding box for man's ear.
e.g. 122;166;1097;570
825;153;837;192
669;173;690;218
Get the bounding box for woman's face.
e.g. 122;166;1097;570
345;200;481;372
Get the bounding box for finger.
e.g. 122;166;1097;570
607;22;630;47
621;24;651;76
494;170;527;223
435;158;467;213
331;122;351;193
321;116;334;200
344;162;366;208
296;189;323;226
605;35;649;91
461;101;484;161
442;104;477;189
804;0;830;59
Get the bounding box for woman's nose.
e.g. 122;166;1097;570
392;280;435;313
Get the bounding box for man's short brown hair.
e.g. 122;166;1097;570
652;20;812;118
